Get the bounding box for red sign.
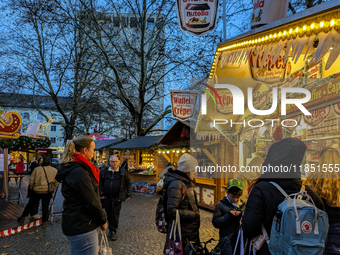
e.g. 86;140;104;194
303;106;330;127
170;90;199;121
0;111;22;139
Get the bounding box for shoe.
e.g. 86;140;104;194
107;231;112;237
17;216;25;224
30;214;42;220
111;232;117;241
41;222;48;228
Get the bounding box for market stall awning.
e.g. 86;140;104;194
94;138;126;150
109;136;163;150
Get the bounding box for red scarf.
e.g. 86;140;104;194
73;153;100;185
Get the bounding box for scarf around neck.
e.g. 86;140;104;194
73;153;100;185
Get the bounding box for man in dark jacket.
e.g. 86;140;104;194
163;153;200;253
242;138;325;255
99;156;132;241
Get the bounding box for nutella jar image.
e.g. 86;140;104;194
185;3;211;29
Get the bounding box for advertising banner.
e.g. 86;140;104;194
303;106;330;127
176;0;219;36
170;90;199;121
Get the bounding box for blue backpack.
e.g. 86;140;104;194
267;182;329;255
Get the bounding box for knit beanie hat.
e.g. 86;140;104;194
177;153;198;173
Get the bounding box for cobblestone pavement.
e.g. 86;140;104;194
0;176;218;255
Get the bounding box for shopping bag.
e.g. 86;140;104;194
98;229;113;255
210;227;241;255
165;210;183;255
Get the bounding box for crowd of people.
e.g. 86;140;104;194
16;136;340;255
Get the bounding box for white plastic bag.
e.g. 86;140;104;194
98;229;113;255
157;178;164;188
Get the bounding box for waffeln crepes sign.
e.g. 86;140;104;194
176;0;219;36
170;90;199;121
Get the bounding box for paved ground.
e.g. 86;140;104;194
0;175;218;255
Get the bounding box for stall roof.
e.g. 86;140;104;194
109;136;163;150
94;138;126;150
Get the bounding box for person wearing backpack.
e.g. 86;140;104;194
242;138;325;255
163;153;200;254
305;148;340;255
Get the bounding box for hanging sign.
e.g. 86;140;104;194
249;49;287;84
170;90;199;121
303;106;330;127
215;89;233;115
176;0;219;36
251;0;289;29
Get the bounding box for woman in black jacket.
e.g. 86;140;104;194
305;148;340;255
56;136;107;255
163;153;200;253
242;138;325;255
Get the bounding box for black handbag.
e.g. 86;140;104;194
210;227;240;255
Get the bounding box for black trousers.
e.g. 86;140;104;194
104;197;122;232
22;192;52;222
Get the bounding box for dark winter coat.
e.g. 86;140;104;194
242;138;325;255
163;169;200;245
323;199;340;255
55;162;106;236
212;197;245;239
99;166;132;202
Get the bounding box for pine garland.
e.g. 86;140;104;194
0;136;51;151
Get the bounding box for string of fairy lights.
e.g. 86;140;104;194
208;15;340;82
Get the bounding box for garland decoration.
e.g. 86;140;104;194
0;136;51;151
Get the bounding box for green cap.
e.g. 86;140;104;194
227;179;244;190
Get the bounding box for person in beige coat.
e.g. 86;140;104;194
18;156;58;225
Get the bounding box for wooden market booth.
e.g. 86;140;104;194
196;0;340;190
94;138;126;166
158;120;235;210
109;136;163;195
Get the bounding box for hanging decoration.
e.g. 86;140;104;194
273;126;283;140
0;110;22;139
0;136;51;151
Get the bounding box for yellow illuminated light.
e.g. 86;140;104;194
252;40;255;44
311;23;315;29
255;39;258;43
324;21;330;28
269;34;272;39
303;25;307;31
265;36;268;40
278;32;282;37
274;33;277;38
295;27;299;33
289;28;293;34
283;31;287;36
320;21;324;28
330;20;335;27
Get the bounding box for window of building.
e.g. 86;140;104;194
121;129;124;134
93;115;99;122
50;137;56;144
147;18;154;29
130;17;137;28
23;112;30;120
113;17;120;27
51;125;57;132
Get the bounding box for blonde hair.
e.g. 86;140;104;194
304;148;340;207
62;135;94;164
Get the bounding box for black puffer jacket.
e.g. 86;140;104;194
213;197;245;238
242;138;325;255
323;199;340;255
163;169;200;244
56;162;106;236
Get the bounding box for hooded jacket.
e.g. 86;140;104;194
323;199;340;254
55;162;106;236
241;138;325;255
163;169;200;244
213;196;245;239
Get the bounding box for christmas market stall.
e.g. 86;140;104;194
198;0;340;186
94;138;126;166
108;136;163;194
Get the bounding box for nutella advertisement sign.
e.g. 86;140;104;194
170;90;199;121
249;49;287;84
251;0;289;29
176;0;219;36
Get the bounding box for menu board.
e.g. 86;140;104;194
0;149;4;191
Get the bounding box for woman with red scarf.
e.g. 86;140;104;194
56;136;107;255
